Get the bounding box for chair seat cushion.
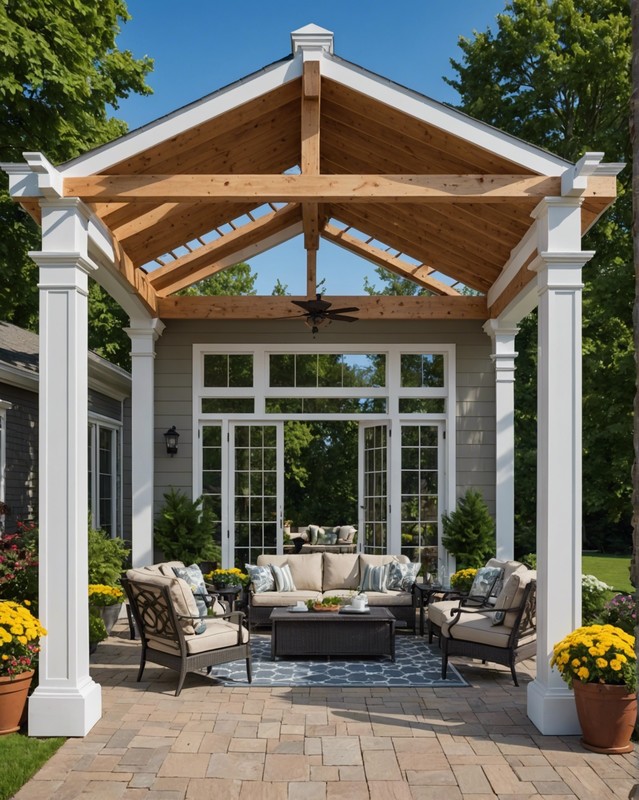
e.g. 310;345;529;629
427;600;462;629
148;618;249;656
441;609;517;648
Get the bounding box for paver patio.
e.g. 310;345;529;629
13;621;636;800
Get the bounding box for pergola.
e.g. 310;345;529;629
2;25;620;737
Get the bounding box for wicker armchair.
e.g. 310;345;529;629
122;574;251;696
437;579;536;686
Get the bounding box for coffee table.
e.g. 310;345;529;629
269;607;396;661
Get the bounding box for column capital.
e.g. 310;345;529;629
125;319;165;356
532;251;595;294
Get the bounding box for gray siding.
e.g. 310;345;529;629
88;389;122;421
0;382;38;527
153;319;496;515
122;397;132;541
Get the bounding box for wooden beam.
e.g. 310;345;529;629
147;204;302;293
306;249;317;297
488;251;537;319
63;173;611;204
157;294;487;320
301;61;321;251
322;224;459;296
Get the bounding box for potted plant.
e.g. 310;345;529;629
88;612;108;654
449;568;478;595
441;489;495;568
154;489;221;565
0;600;47;734
88;584;125;635
205;568;249;589
551;623;637;753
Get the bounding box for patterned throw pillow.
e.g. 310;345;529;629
387;561;420;591
172;564;208;634
468;566;503;602
359;563;389;593
307;525;324;544
271;563;297;592
245;564;275;593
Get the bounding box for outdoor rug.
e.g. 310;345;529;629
207;635;468;687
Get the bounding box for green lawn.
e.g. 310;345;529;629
0;733;65;800
582;554;633;593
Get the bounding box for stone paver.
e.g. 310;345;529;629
12;623;636;800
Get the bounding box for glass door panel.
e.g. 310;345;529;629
230;423;283;568
399;424;441;573
359;423;388;554
201;424;224;563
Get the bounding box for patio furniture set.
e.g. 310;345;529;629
121;554;537;696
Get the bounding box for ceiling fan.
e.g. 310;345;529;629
290;295;360;335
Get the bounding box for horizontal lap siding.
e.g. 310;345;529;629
0;383;38;528
153;320;496;515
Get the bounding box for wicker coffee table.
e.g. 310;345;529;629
269;607;396;661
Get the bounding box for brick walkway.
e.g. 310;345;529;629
15;622;637;800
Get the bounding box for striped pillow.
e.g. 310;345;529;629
359;563;389;593
271;563;297;592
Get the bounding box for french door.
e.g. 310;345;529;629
200;421;284;568
359;423;389;554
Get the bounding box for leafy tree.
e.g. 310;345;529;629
447;0;633;550
441;489;496;568
179;264;257;297
0;1;153;333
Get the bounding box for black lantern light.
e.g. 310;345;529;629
164;426;180;456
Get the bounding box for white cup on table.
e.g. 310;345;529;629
295;600;306;610
352;596;365;610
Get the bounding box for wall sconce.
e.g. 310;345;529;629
164;426;180;456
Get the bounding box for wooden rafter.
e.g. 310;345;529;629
157;294;487;320
301;60;321;257
147;203;302;295
62;173;611;203
322;224;460;296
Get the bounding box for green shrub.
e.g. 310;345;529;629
521;553;537;569
88;528;130;586
154;488;221;565
88;611;108;644
581;573;613;624
441;489;495;568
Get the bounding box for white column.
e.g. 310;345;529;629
527;198;594;734
483;320;518;561
125;320;164;567
28;200;102;737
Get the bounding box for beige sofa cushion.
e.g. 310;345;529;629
365;590;413;607
427;599;462;630
148;617;249;656
359;554;408;571
322;553;360;590
126;568;201;635
256;553;323;591
251;590;319;607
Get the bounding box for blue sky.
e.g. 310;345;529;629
115;1;507;295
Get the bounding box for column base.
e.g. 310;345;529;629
28;678;102;737
527;678;580;735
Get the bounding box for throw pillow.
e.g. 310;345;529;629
271;563;297;592
325;531;338;545
172;564;208;634
334;525;356;543
491;572;527;626
359;563;389;593
245;563;275;593
307;525;324;545
468;566;503;602
387;561;420;591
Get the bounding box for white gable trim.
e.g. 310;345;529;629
60;58;303;177
321;55;570;176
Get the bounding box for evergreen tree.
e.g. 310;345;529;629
441;490;496;568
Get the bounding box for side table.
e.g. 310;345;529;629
212;585;243;612
412;583;464;637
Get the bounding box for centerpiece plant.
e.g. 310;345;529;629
449;568;477;594
551;623;636;754
205;568;249;588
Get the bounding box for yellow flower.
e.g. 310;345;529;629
595;658;607;669
1;655;8;661
610;660;622;671
571;659;580;668
577;667;589;680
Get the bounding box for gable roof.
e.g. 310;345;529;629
6;25;618;321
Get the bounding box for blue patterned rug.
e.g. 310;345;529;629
207;635;468;687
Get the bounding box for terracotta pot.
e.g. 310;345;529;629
573;680;637;754
0;670;34;736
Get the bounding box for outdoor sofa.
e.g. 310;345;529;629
247;551;417;629
286;524;357;553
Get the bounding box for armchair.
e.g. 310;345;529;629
122;570;251;696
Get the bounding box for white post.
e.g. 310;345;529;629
28;200;102;737
527;198;594;734
483;320;518;560
125;320;164;567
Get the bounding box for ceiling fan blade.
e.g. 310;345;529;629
328;314;358;323
326;306;359;315
291;296;332;313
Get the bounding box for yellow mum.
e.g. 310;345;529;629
610;660;622;671
596;658;607;669
577;667;589;680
